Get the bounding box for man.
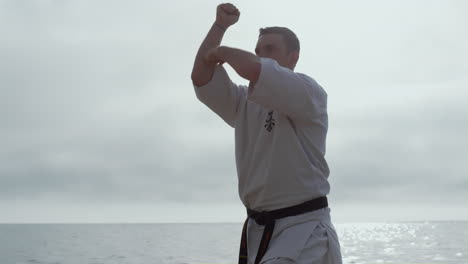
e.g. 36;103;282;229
191;3;342;264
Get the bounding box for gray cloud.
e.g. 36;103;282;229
328;86;468;204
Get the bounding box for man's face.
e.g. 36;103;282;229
255;33;298;70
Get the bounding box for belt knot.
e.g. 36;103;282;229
248;209;274;226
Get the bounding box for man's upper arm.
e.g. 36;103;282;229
248;58;327;123
193;64;243;128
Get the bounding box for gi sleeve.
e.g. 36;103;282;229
248;57;327;123
193;64;242;128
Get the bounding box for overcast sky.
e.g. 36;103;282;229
1;0;467;223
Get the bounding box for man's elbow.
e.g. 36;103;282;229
191;71;200;85
191;73;204;87
191;70;213;87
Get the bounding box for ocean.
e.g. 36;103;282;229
0;221;466;264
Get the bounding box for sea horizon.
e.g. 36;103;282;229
1;221;467;264
1;219;467;224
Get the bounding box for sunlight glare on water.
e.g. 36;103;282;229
336;221;468;264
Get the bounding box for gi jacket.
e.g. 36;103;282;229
193;57;330;212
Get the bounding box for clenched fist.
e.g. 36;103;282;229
216;3;240;29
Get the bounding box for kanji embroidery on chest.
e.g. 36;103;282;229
264;111;275;132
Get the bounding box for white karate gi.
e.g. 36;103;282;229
193;57;342;264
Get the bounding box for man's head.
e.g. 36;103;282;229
255;27;300;70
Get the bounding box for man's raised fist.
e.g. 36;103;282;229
216;3;240;29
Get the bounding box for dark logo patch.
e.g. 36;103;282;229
264;111;275;132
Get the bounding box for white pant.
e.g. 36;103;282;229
246;208;342;264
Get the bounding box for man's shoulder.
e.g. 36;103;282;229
296;72;327;97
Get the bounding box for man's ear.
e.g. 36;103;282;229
289;51;299;69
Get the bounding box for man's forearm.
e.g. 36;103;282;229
217;46;261;83
191;23;226;87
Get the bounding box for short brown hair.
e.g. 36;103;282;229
259;26;300;53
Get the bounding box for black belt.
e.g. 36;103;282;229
238;196;328;264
